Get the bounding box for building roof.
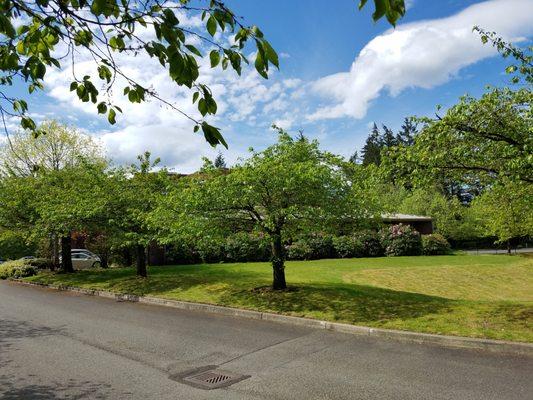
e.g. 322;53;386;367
381;213;432;222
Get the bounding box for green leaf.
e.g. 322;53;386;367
97;102;107;114
108;108;117;124
262;40;279;68
207;16;217;37
254;51;268;79
209;50;220;68
201;122;227;148
0;14;16;39
185;44;202;57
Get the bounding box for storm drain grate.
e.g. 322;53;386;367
172;366;250;390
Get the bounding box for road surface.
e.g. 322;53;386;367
1;281;531;399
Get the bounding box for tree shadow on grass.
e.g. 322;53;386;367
36;265;270;297
32;266;456;324
220;283;456;325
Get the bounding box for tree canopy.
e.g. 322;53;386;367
152;128;372;289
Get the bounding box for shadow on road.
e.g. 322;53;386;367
0;375;114;400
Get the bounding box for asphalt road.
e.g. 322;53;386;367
1;281;531;400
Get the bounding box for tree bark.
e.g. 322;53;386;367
136;244;147;277
100;250;109;269
51;234;59;271
60;234;74;273
271;232;287;290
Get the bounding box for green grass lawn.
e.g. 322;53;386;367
24;254;533;342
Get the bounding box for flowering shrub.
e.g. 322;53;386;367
422;234;451;255
381;224;422;257
332;236;365;258
354;230;385;257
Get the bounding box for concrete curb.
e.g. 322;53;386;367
10;279;533;357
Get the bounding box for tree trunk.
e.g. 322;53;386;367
100;250;109;269
136;244;147;277
60;234;74;273
51;234;59;271
271;232;287;290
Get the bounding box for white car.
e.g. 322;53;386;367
61;249;101;270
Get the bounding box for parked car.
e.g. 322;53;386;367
19;255;36;260
59;249;101;270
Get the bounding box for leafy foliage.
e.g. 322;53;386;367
471;180;533;244
0;259;37;279
421;234;451;255
385;88;532;185
332;235;365;258
152;127;371;288
381;224;422;256
474;27;533;85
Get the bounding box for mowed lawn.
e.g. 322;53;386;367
25;254;533;342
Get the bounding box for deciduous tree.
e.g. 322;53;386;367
153;128;370;289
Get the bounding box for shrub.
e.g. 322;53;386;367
0;260;38;279
381;224;422;257
354;230;385;257
224;232;270;262
332;236;365;258
286;240;314;260
195;237;225;263
422;234;451;255
26;257;54;269
165;242;200;265
288;233;334;260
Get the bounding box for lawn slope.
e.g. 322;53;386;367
25;254;533;342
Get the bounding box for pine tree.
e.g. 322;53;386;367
349;150;359;164
361;123;383;166
213;152;227;169
396;117;418;146
381;124;397;148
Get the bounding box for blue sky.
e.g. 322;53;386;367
7;0;533;172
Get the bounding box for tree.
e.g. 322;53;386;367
0;120;106;269
471;180;533;252
115;152;167;277
0;174;41;258
383;34;532;186
396;117;417;146
349;150;359;164
213;152;227;169
0;120;104;176
153;128;368;289
386;88;532;185
381;124;397;148
362;123;383;166
397;187;481;241
0;1;405;146
32;161;110;272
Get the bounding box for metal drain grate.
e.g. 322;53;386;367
172;366;250;390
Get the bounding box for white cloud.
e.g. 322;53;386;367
42;22;298;171
308;0;533;121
